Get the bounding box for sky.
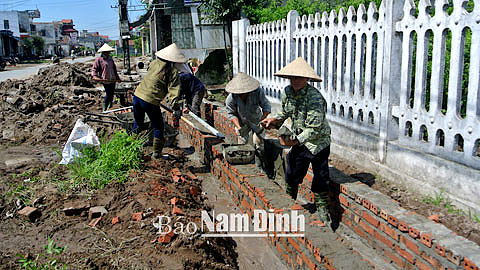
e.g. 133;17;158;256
0;0;148;40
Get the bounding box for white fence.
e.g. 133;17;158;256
232;0;480;211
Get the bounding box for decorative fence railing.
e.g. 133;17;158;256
233;0;480;170
232;0;480;209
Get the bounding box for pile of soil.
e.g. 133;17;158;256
0;151;238;269
329;154;480;246
0;62;103;146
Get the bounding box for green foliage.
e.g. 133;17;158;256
245;0;383;24
6;183;33;207
67;131;145;190
131;35;142;52
32;36;45;55
16;237;67;270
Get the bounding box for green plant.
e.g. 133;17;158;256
422;188;448;206
6;183;33;206
67;131;145;190
474;214;480;223
17;237;67;270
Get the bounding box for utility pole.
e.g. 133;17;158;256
118;0;131;74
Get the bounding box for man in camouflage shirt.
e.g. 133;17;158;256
261;57;332;227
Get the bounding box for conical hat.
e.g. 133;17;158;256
155;43;187;63
225;72;260;94
97;43;115;53
274;57;322;82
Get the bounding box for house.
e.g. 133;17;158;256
145;0;230;60
32;21;62;56
0;9;40;57
115;39;136;55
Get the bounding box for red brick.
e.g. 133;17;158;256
354;225;368;239
384;248;405;268
132;212;143;221
303;254;317;270
313;247;322;263
434;243;446;257
398;220;409;232
400;235;421;255
446;251;461;266
396;245;415;264
362;211;380;227
172;206;183;215
421;252;442;269
291;204;303;210
409;226;420;239
362;198;371;209
296;254;303;266
190;186;201;196
380;209;388;220
370;203;379;215
359;219;375;235
338;194;350;207
380;222;399;241
416;260;433;270
464;257;479;270
88;217;101;227
340;184;348;195
306;239;313;253
420;232;432;248
111;216;120;225
388;214;398;227
287;237;301;253
374;231;395;249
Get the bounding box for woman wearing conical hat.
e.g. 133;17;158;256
261;57;332;228
225;72;271;172
132;43;187;158
91;43;121;111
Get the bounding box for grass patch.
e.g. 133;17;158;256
66;131;145;190
17;237;67;270
6;183;33;207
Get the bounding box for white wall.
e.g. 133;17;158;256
0;11;20;37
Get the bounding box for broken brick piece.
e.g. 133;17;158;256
89;217;101;228
18;206;40;222
112;217;120;225
291;204;303;210
132;212;143;221
170;197;178;205
190;186;200;196
428;214;440;223
309;220;326;227
172;206;183;215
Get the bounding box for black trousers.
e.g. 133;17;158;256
103;83;115;104
285;144;330;193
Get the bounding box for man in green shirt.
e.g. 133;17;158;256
261;57;332;226
132;43;186;158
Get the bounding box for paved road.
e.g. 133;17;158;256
0;56;94;82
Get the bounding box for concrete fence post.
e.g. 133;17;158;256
286;10;298;64
378;0;403;162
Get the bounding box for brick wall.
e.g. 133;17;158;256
172;105;480;270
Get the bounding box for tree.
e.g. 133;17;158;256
32;36;45;56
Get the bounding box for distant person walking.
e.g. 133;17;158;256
91;43;121;111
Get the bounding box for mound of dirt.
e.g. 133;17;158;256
0;151;239;269
0;62;104;146
31;62;95;88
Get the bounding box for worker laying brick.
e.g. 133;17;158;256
225;73;271;169
175;62;206;117
261;57;332;227
132;43;186;158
